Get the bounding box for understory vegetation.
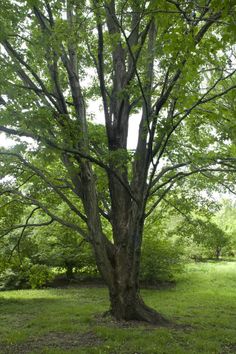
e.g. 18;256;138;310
0;261;235;354
1;199;235;291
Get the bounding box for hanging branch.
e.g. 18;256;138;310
0;188;89;240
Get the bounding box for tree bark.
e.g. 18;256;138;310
94;206;167;324
109;289;166;323
106;247;167;324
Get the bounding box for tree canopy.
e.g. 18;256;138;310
0;0;236;323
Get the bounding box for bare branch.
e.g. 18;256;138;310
94;3;111;129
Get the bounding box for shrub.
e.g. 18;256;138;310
0;259;31;291
0;269;29;290
183;239;209;261
140;238;184;284
28;264;54;289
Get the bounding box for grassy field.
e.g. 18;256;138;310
0;261;236;354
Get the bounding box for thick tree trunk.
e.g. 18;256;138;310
98;225;167;324
109;282;167;324
79;155;167;324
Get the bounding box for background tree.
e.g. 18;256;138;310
214;199;236;255
177;217;231;259
32;221;97;280
0;0;236;323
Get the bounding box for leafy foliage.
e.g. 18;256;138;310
28;264;54;289
0;262;30;291
140;237;184;283
0;0;236;321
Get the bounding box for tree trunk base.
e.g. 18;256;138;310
131;301;168;325
109;295;168;325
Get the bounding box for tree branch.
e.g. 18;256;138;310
0;150;88;223
0;188;89;240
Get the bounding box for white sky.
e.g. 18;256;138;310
0;133;15;148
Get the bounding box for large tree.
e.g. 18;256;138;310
0;0;236;323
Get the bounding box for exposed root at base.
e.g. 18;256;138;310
105;302;170;326
100;310;170;327
128;302;169;326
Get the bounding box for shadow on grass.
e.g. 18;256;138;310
0;293;106;353
0;330;104;354
0;296;64;307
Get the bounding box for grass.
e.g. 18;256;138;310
0;261;236;353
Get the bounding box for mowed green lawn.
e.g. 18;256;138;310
0;261;235;354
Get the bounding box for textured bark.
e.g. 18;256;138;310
110;290;167;324
92;201;167;324
106;245;167;324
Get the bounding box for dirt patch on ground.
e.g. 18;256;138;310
0;331;103;354
93;312;196;333
94;312;150;328
221;343;236;354
94;312;174;329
